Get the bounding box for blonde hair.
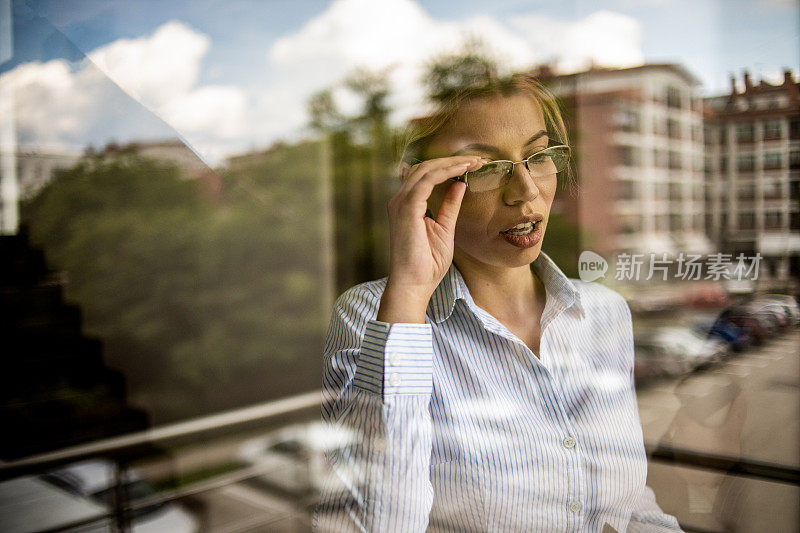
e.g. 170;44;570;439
399;73;576;195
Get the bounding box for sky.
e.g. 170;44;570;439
2;0;798;165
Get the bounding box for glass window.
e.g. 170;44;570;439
764;211;783;230
736;121;755;143
763;119;783;140
666;86;682;108
613;108;641;133
764;152;783;170
668;151;682;170
617;179;638;200
617;145;640;167
667;118;681;139
737;153;755;172
790;150;800;169
738;212;756;229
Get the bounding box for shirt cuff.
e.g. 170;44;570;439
352;319;434;397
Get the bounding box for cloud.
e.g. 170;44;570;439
507;10;644;73
267;0;644;129
4;1;644;164
2;20;248;164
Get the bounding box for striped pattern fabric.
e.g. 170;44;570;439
313;251;683;532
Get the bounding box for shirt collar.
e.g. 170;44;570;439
426;250;585;324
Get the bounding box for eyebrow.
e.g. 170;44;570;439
450;130;549;156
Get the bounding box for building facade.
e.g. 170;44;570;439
543;64;713;264
703;70;800;291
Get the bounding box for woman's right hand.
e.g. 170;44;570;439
377;155;482;324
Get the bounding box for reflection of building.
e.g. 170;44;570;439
16;150;82;199
542;64;713;260
703;70;800;290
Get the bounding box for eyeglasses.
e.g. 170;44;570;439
446;145;570;193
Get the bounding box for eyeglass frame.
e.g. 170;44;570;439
408;144;571;193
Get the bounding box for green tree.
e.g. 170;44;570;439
22;147;329;423
423;35;500;103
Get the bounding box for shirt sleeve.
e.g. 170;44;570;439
618;296;685;532
312;284;435;532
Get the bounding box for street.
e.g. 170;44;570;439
636;328;800;532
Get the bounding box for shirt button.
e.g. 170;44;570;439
562;436;577;449
569;500;583;514
387;352;399;366
389;372;401;387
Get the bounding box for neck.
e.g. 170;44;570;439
453;249;546;321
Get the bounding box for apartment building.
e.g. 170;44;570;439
703;70;800;290
541;64;713;264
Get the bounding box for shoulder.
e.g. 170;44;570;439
570;278;632;320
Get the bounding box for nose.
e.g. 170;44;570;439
502;161;539;204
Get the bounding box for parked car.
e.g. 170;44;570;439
749;299;793;331
760;294;800;326
635;326;727;377
718;305;771;345
692;315;752;353
238;420;357;499
42;459;198;532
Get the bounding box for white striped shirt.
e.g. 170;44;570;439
313;251;683;532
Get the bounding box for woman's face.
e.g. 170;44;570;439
424;93;559;271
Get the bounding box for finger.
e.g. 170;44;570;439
434;180;466;233
401;156;480;189
404;160;474;203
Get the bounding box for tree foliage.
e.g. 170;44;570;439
21;147;329;423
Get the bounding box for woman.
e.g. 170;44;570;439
313;74;683;532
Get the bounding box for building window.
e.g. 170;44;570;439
764;152;783;170
737;153;755;172
704;125;715;146
613;108;640;133
667;118;681;139
719;155;728;172
791;212;800;230
764;211;783;230
618;214;641;234
669;213;682;231
736;122;755;143
791;118;800;140
668;182;682;201
791;179;800;200
738;212;756;230
790;150;800;170
666;86;682;108
738;182;755;200
668;151;682;170
763;119;783;140
763;179;782;199
617;145;640;167
617;179;637;200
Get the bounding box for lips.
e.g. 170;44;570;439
500;214;544;234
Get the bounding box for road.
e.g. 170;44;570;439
636;327;800;532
